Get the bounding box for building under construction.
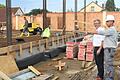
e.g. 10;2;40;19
0;0;120;80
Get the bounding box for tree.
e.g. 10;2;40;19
105;0;115;11
0;4;5;8
25;9;50;16
115;8;120;12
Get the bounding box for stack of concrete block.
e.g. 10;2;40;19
66;42;78;59
78;42;85;60
86;41;94;61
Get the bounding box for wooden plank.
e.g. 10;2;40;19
28;66;41;76
0;55;19;75
0;71;11;80
55;61;66;71
10;51;16;58
30;42;33;54
52;76;59;80
19;44;22;56
0;35;81;56
0;47;8;55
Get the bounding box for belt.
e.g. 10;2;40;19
104;48;115;53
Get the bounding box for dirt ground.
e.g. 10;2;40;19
34;53;97;80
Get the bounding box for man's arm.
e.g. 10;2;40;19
97;41;104;55
98;28;115;36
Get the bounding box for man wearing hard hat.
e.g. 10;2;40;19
98;15;118;80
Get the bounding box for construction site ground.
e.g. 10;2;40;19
34;53;120;80
34;52;97;80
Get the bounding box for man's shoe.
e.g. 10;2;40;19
96;76;102;80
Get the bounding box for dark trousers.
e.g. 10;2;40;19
94;47;104;79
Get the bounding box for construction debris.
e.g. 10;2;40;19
0;55;19;75
55;60;66;71
51;76;59;80
32;74;54;80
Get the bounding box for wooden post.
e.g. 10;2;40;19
62;35;65;44
38;40;41;51
45;39;48;49
19;44;22;56
57;36;60;46
7;47;10;55
52;37;55;48
30;42;33;54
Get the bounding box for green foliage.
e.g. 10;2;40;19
25;9;50;16
105;0;115;11
0;4;5;8
115;8;120;12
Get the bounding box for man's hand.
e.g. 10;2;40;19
97;49;101;55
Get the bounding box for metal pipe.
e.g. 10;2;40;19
43;0;47;30
6;0;12;46
84;0;86;31
74;0;78;30
63;0;66;35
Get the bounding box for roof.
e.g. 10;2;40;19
0;7;24;22
80;1;102;11
12;7;24;15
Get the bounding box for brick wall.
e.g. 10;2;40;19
12;12;120;32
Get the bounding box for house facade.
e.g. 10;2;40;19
80;1;103;12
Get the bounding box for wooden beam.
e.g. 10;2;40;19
45;39;48;49
0;71;11;80
28;66;41;76
19;44;22;56
55;61;66;71
0;55;19;75
30;42;33;54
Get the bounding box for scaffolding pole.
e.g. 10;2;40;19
43;0;47;30
6;0;12;46
62;0;66;35
84;0;86;31
74;0;78;30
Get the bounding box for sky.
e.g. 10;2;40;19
0;0;120;13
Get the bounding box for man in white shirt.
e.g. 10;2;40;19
93;19;105;80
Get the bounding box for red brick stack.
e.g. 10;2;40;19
86;41;94;61
78;42;85;60
66;42;78;59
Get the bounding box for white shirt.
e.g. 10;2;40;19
93;27;105;47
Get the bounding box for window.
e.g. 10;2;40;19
91;6;95;12
57;17;63;29
46;17;51;27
